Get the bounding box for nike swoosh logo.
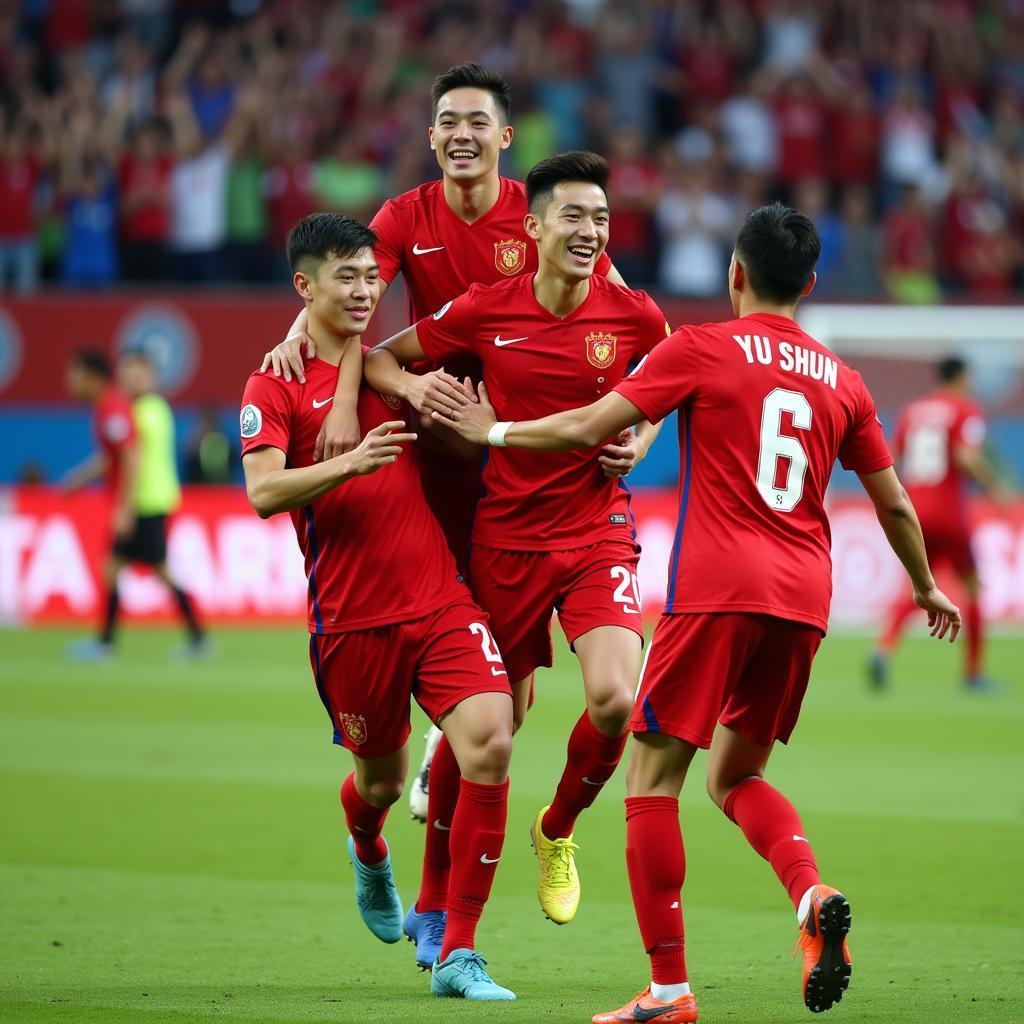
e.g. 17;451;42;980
480;854;500;864
582;776;607;786
632;1003;687;1021
412;243;445;255
433;819;451;831
494;335;528;347
312;397;334;409
793;835;808;842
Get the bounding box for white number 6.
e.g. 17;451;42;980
757;388;812;513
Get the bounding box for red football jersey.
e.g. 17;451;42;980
615;313;893;632
95;387;136;494
370;177;614;561
416;274;669;551
370;176;612;324
239;357;468;634
892;390;985;528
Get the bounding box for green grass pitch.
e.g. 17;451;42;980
1;625;1021;1023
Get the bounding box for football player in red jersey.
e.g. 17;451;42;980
258;64;626;965
366;151;667;930
870;357;1012;691
432;203;961;1022
240;213;515;1001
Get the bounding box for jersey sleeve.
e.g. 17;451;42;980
954;406;987;450
596;250;613;277
368;200;404;286
239;372;294;457
414;288;479;361
838;376;894;474
614;326;700;424
99;401;136;451
636;293;672;356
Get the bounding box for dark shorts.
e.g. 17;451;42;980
630;612;823;749
308;599;512;760
113;514;167;565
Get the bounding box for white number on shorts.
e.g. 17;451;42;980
757;388;812;513
610;566;642;614
469;622;506;675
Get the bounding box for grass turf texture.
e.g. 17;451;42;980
1;627;1021;1023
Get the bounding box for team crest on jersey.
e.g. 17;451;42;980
378;391;402;410
494;238;527;276
339;713;368;747
240;404;262;438
585;331;617;369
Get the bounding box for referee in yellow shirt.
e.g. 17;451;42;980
112;349;206;654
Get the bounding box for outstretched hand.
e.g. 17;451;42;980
431;379;497;445
913;586;961;642
344;421;417;476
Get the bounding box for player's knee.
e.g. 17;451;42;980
362;777;405;808
706;775;730;810
465;727;513;779
587;687;634;736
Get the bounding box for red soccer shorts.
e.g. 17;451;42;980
920;520;976;577
307;599;511;760
469;540;644;683
630;612;823;749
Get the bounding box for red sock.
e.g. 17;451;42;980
723;777;819;913
417;733;461;913
542;711;627;839
340;772;388;864
965;598;983;678
881;591;920;652
625;796;687;984
440;777;508;960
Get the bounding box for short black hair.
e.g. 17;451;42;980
526;150;610;214
286;213;377;273
431;62;511;123
938;356;968;383
734;202;821;304
71;349;111;379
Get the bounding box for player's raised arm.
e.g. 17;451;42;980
435;382;645;451
366;326;469;416
242;421;416;518
857;466;961;641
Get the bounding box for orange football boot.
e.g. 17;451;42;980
795;884;852;1013
591;987;697;1024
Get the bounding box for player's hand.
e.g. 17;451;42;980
341;421;417;477
112;506;135;540
259;332;316;384
404;368;472;416
314;403;361;462
913;586;961;642
430;379;496;445
598;430;644;478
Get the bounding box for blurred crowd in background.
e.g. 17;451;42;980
1;0;1023;298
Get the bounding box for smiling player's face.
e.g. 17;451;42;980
429;87;512;183
528;181;610;283
304;247;381;338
